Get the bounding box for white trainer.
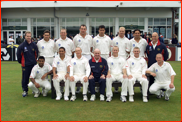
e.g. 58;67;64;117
106;96;112;102
64;96;69;101
90;94;96;101
143;96;148;102
100;94;105;101
56;95;62;100
129;95;134;102
120;95;127;102
34;92;40;98
83;95;88;101
70;95;76;101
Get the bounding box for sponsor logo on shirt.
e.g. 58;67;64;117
96;40;99;43
111;62;114;65
133;44;135;47
149;46;152;51
116;42;118;45
156;69;158;72
57;62;59;64
74;62;76;65
91;66;95;68
24;47;28;52
79;39;81;42
59;44;61;47
42;46;44;49
132;62;134;65
37;71;39;73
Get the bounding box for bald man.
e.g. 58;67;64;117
89;49;108;101
146;32;168;94
146;54;175;101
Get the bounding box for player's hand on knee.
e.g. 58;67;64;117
123;74;127;79
53;74;58;79
106;74;111;78
128;75;133;79
169;83;174;88
89;75;94;79
100;74;105;79
83;76;88;82
65;73;70;80
142;74;147;79
70;76;74;82
35;82;40;88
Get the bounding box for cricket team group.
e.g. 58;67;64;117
17;24;176;102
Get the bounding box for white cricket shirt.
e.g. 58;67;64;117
148;62;176;84
93;34;112;55
52;55;71;73
69;56;90;77
56;37;75;57
30;62;52;79
73;34;93;55
128;37;148;57
37;39;57;57
125;56;147;75
107;56;126;75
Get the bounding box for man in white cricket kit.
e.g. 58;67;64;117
106;46;128;102
69;47;91;101
93;25;112;60
52;47;71;101
112;27;130;60
146;53;176;101
128;29;148;58
37;30;57;65
125;47;149;102
56;29;75;58
73;24;93;60
28;56;53;97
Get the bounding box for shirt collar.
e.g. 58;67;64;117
92;56;102;63
75;55;84;60
59;37;68;41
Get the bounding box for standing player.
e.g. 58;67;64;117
128;29;148;58
125;47;149;102
17;31;38;97
56;29;75;58
52;47;71;101
37;30;57;66
146;54;175;101
69;47;91;101
93;25;112;60
106;46;128;102
28;56;52;97
112;27;130;60
73;24;93;60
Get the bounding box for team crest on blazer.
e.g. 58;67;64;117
32;48;34;51
157;48;160;51
100;65;103;68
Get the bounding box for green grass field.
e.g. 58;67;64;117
1;61;181;121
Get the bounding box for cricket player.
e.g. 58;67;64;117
125;47;149;102
112;27;130;60
52;47;71;101
106;46;128;102
17;31;38;97
93;25;112;60
128;29;148;58
73;24;93;60
69;47;91;101
146;53;175;101
56;29;75;58
37;30;57;65
28;56;52;97
89;49;108;101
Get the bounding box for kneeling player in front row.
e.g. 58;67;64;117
125;47;149;102
52;47;71;101
146;53;176;101
69;47;91;101
106;46;128;102
28;56;53;97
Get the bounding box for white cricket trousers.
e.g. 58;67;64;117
52;72;69;97
69;74;88;95
45;57;54;66
28;79;51;94
149;82;175;97
128;74;148;96
106;74;128;97
100;54;109;60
